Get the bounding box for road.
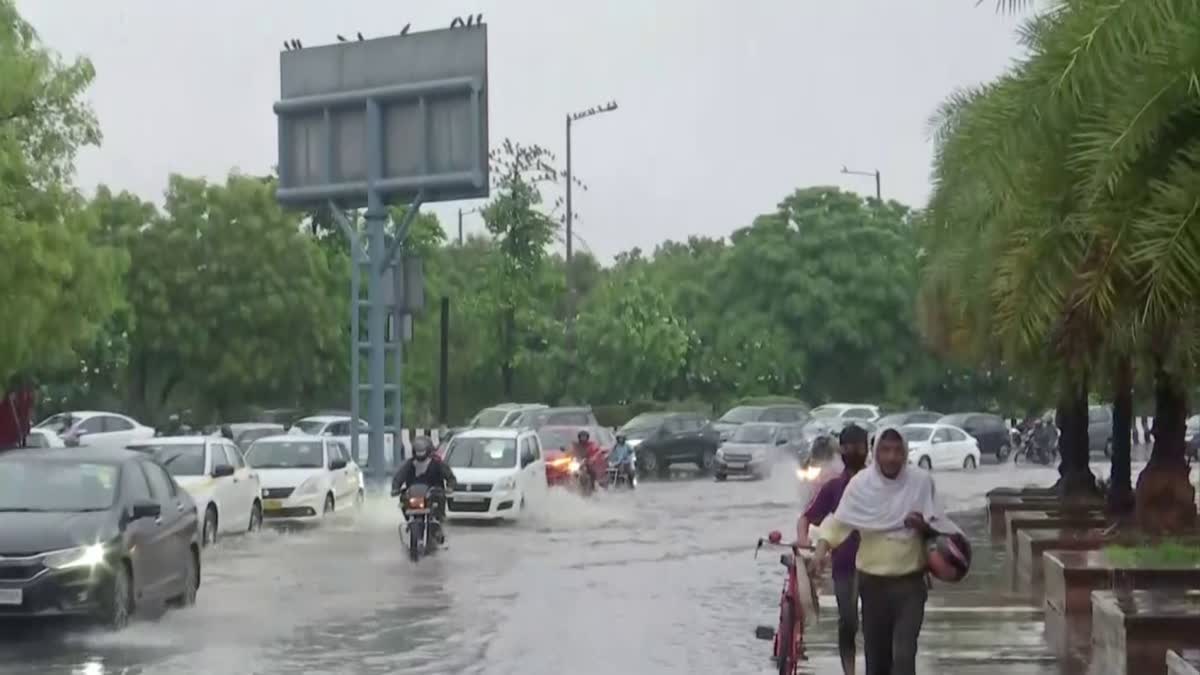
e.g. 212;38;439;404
0;459;1130;675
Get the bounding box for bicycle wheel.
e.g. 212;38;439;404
777;601;797;675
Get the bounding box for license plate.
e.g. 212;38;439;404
453;494;484;502
0;589;22;606
726;462;745;469
262;499;283;511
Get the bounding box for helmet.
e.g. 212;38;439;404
810;434;836;461
927;532;971;582
412;435;434;460
577;429;590;442
615;433;626;444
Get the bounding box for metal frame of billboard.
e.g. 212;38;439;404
273;26;489;478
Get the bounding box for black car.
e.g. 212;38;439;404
0;447;201;628
938;413;1012;459
712;405;810;442
618;412;721;477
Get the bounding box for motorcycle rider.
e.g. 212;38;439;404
391;436;457;543
570;429;602;487
608;433;635;487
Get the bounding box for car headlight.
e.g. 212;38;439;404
795;467;821;481
495;476;516;491
261;487;270;498
44;543;107;570
295;477;323;495
568;459;581;474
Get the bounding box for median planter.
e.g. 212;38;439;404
1091;590;1200;675
1043;550;1200;663
1006;510;1108;563
1015;527;1111;595
1168;649;1200;675
987;492;1101;538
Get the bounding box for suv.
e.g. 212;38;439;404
618;412;721;477
712;405;810;441
510;406;598;429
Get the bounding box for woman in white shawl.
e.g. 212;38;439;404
813;426;960;675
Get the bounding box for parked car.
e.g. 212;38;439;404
508;406;598;429
0;447;201;628
468;403;548;428
618;412;720;477
219;423;286;451
440;428;547;521
712;405;810;441
290;415;396;470
1087;405;1114;457
34;411;156;449
245;435;363;521
875;411;943;429
799;418;878;455
22;428;65;449
937;413;1012;460
714;422;805;481
810;403;882;423
128;437;263;546
537;425;615;486
900;424;981;470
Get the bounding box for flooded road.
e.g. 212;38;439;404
0;460;1119;674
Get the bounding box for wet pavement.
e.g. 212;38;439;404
0;460;1127;674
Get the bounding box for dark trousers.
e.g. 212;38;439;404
833;573;860;674
859;571;927;675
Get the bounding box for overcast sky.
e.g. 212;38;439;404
18;1;1021;261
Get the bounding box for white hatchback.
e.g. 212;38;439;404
128;436;263;546
245;435;363;521
901;423;982;471
441;428;547;522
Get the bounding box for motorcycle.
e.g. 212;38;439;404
570;457;598;496
1013;426;1057;465
398;484;445;562
754;531;818;675
605;451;637;490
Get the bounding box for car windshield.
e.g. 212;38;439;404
128;443;206;476
538;428;576;451
291;420;327;435
246;440;325;469
940;414;970;426
718;407;762;424
876;414;910;429
731;424;776;444
472;408;510;427
35;413;78;434
0;460;118;511
900;427;934;442
235;428;280;449
810;406;843;419
444;437;517;469
621;413;666;433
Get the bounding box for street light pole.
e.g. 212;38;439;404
457;206;482;246
564;100;618;378
841;165;882;202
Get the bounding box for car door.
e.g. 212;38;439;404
520;434;546;498
138;460;189;598
929;427;954;468
331;441;357;503
224;441;260;521
337;441;362;496
119;461;166;604
101;415;137;446
947;427;974;466
662;417;689;460
208;442;242;534
73;415;107;447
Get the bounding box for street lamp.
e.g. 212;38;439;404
457;206;483;245
564;99;618;370
841;165;881;202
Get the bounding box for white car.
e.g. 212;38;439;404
441;428;547;522
127;436;263;546
23;428;64;448
289;415;396;470
810;403;882;423
245;435;363;521
900;423;981;470
34;411;155;448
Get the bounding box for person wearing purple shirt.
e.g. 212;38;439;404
797;424;869;675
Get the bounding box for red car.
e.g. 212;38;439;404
538;425;614;487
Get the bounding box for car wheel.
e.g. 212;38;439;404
323;493;335;516
918;456;933;470
640;451;660;476
247;501;263;532
963;455;977;470
697;448;717;474
715;473;727;482
201;505;218;547
168;548;199;608
100;563;133;630
996;443;1011;462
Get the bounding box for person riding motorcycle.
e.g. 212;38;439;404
608;433;635;487
391;436;457;541
569;429;602;488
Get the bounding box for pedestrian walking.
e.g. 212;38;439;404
797;424;870;675
813;427;962;675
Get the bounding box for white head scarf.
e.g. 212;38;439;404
831;426;961;539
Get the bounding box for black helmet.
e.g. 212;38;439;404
577;429;590;442
616;433;627;444
412;435;434;460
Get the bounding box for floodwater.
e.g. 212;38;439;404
0;459;1133;675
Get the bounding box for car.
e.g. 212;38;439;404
22;428;65;448
219;423;286;451
1087;405;1114;457
537;425;615;486
244;435;363;521
617;412;721;477
289;415;396;471
33;411;156;449
798;418;878;455
127;437;263;546
0;447;201;628
875;411;943;429
715;422;805;481
900;424;981;470
508;406;598;429
468;403;548;428
440;428;547;521
810;403;882;423
712;404;810;441
937;413;1012;459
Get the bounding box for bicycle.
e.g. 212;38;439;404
754;531;819;675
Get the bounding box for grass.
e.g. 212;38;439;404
1104;541;1200;567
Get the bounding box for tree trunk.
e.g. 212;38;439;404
500;308;515;398
1056;377;1097;497
1107;356;1135;516
1134;363;1196;534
